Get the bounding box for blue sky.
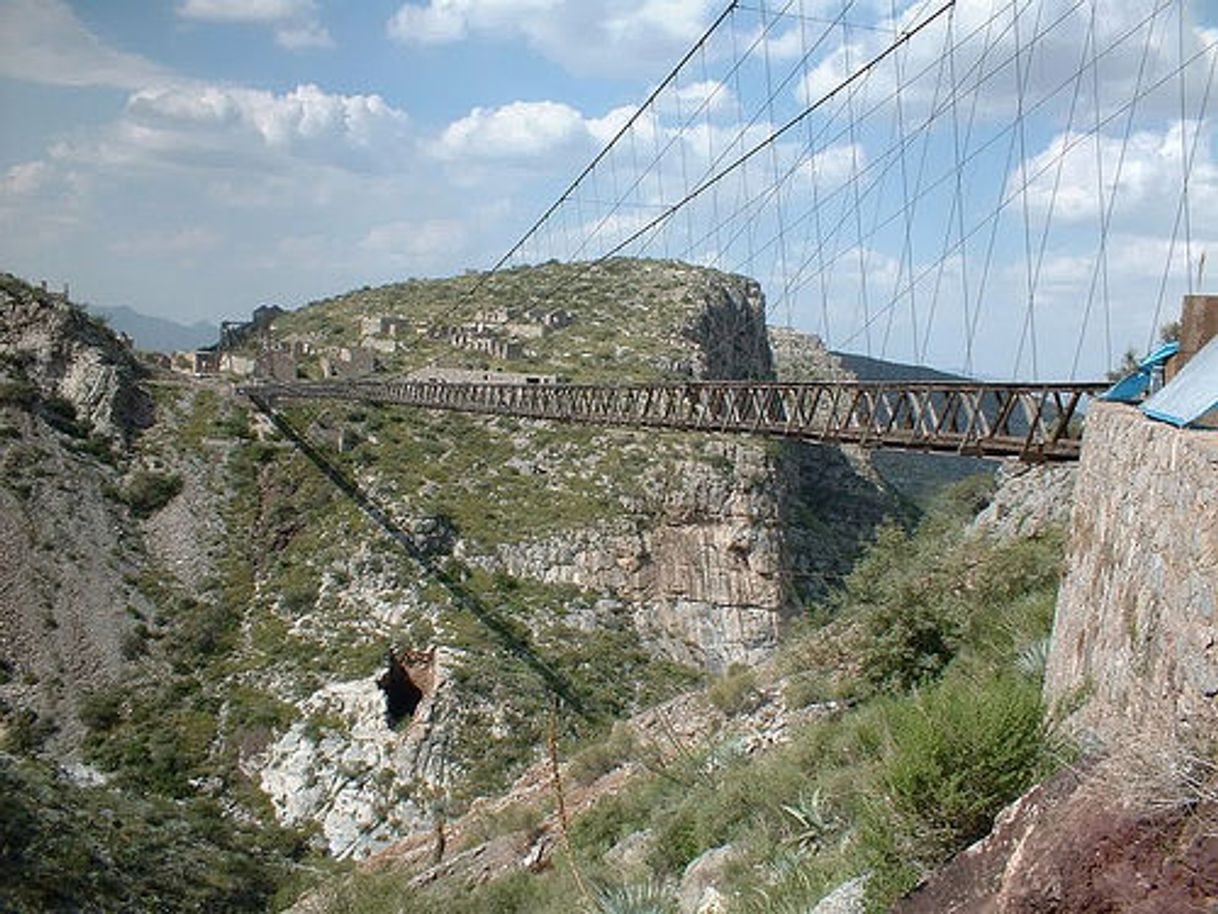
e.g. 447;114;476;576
0;0;1215;379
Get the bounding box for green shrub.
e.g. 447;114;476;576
38;396;90;438
463;801;546;847
860;672;1051;904
569;724;638;786
121;470;184;518
280;577;320;614
593;880;675;914
78;689;123;732
849;522;964;693
120;624;150;660
782;671;839;709
166;600;240;660
0;754;300;913
0;379;37;410
1;707;56;753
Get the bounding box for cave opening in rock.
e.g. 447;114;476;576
377;650;424;726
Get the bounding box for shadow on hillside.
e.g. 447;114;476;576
247;395;591;719
777;440;914;604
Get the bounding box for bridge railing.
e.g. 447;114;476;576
240;378;1109;460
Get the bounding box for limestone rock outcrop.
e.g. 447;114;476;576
0;273;150;440
970;461;1076;541
255;650;453;859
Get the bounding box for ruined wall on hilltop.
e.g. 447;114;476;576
1044;402;1218;742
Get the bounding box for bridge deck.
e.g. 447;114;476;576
241;378;1107;461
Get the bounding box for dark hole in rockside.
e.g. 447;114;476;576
377;650;424;726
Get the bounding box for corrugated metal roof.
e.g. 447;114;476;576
1141;336;1218;428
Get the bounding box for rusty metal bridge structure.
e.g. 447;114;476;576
242;378;1104;461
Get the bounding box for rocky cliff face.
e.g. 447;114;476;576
254;650;455;859
481;436;891;672
0;274;150;439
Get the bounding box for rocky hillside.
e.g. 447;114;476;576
228;260;898;858
0;275;155;747
1;259;908;911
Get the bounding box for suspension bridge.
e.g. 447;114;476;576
243;0;1216;461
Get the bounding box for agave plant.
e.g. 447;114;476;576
591;880;676;914
1015;637;1052;678
781;787;840;854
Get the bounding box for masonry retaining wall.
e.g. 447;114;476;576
1044;402;1218;742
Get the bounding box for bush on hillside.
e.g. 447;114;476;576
708;663;761;715
859;671;1052;904
0;753;300;913
120;470;183;518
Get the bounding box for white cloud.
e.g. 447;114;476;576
0;0;172;88
178;0;314;22
655;79;735;119
797;0;1214;122
797;142;865;189
275;21;334;50
110;227;222;257
178;0;333;51
1;161;51;196
89;83;413;171
386;0;719;76
434;100;593;161
360;219;468;264
1015;121;1218;225
387;1;472;43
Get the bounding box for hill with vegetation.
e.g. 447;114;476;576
275;258;772;383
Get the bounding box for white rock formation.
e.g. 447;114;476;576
256;653;452;859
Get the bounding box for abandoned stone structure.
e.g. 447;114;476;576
256;350;298;381
320;347;376;379
219;304;283;351
363;336;398;354
419;305;572;362
444;328;523;360
360;316;407;338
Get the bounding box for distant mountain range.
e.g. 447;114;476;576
88;304;218;353
832;350;969;383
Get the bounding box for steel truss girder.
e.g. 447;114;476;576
241;379;1106;461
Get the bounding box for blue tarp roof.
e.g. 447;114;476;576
1140;340;1180;369
1100;341;1183;404
1101;371;1149;403
1141;336;1218;427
